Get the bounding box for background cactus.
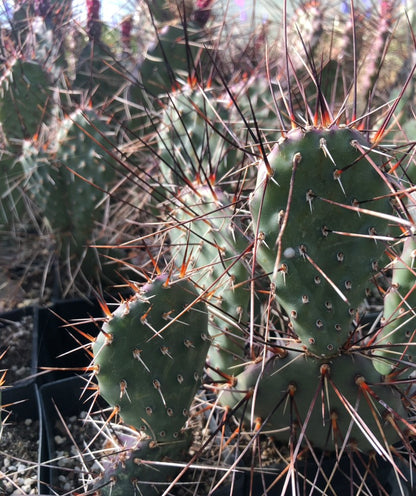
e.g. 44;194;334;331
0;57;53;224
1;1;416;495
19;106;119;287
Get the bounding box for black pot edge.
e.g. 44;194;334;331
34;298;103;383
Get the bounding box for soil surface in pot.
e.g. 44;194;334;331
1;313;34;384
0;416;39;495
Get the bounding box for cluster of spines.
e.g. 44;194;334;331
86;1;416;493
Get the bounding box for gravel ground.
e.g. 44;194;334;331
1;314;34;385
45;411;102;495
0;417;40;495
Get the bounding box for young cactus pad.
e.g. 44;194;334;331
250;126;392;357
91;436;186;496
93;275;210;441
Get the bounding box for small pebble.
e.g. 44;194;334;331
54;434;66;445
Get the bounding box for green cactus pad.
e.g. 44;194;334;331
158;85;239;189
220;348;407;452
375;234;416;375
0;59;52;145
250;126;391;357
91;435;188;496
0;152;25;225
74;41;125;112
123;23;208;139
20;107;116;262
170;186;249;376
93;275;209;441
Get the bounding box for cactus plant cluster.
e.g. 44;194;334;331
0;0;219;293
2;0;416;495
70;2;416;495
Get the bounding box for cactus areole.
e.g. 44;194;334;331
250;126;391;358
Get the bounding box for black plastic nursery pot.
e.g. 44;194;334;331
1;381;45;495
38;375;95;494
242;452;398;496
0;306;39;386
35;298;103;381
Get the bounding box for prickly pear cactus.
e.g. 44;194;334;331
91;435;187;496
0;151;25;225
0;58;53;146
93;275;210;439
122;21;209;139
20;107;117;269
158;85;240;189
72;0;125;112
375;209;416;375
216;121;413;457
91;275;210;495
170;186;249;376
220;346;408;451
250;126;391;357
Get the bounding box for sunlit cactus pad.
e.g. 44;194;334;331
93;275;210;440
250;126;392;357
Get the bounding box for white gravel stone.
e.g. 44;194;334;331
54;434;66;445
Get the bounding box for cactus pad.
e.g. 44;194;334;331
220;347;407;452
170;186;250;376
93;275;210;441
250;126;391;357
20;107;116;263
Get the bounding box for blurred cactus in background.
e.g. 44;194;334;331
1;1;416;495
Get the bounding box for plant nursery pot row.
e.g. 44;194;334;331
0;299;102;495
